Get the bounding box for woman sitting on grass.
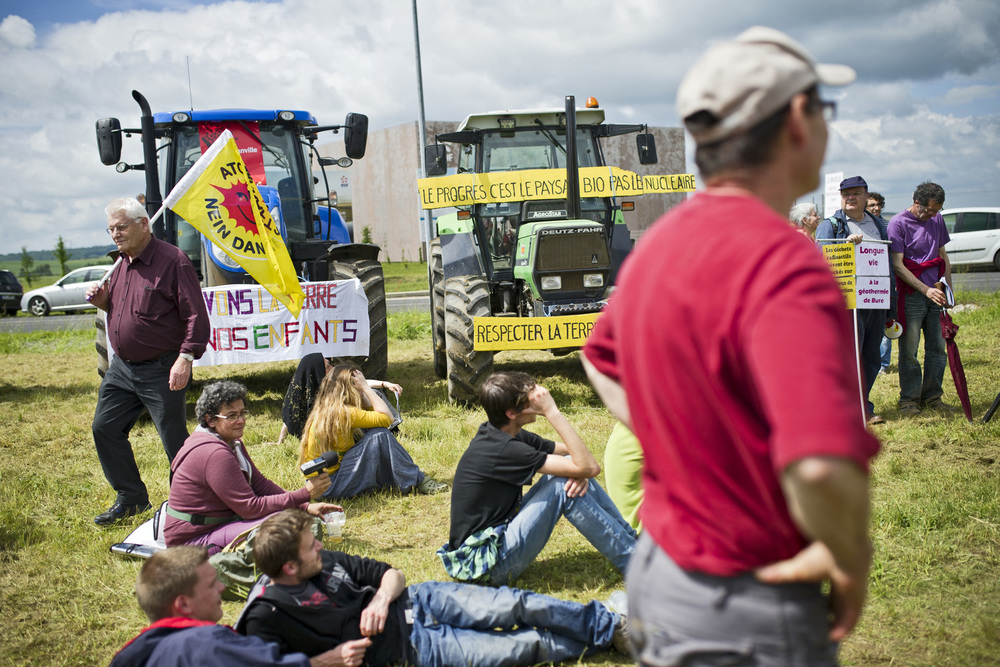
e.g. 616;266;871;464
300;364;448;499
276;352;403;445
164;380;340;554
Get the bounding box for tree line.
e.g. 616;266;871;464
16;238;114;287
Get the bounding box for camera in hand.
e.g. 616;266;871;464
300;451;339;479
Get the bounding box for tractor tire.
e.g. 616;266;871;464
445;276;493;405
96;314;109;378
328;258;388;381
429;239;446;378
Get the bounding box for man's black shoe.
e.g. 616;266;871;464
94;501;152;526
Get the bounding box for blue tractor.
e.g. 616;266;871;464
94;90;387;379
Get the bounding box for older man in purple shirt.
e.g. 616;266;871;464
87;197;210;525
888;181;958;417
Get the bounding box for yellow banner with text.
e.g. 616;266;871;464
419;167;696;209
473;313;601;351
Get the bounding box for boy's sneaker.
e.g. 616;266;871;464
416;478;449;495
604;591;631;655
612;612;631;656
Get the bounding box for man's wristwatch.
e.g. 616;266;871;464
179;353;195;362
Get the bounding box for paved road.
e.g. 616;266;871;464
2;275;996;334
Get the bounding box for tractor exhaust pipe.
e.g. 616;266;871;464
564;95;582;221
132;90;167;241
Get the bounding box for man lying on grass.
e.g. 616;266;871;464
439;371;637;584
236;509;629;667
111;545;342;667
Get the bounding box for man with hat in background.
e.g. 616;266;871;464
816;176;894;425
583;27;880;665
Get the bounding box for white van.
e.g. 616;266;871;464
942;207;1000;270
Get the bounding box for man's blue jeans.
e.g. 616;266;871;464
898;291;948;406
487;475;637;585
408;581;618;667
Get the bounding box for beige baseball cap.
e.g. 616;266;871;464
677;26;856;144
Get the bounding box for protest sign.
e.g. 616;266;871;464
417;167;696;209
473;313;599;351
195;280;369;366
104;280;369;367
822;240;891;309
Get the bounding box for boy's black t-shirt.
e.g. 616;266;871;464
448;422;555;549
240;551;409;665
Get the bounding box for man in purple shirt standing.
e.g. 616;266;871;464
87;197;211;525
888;182;958;417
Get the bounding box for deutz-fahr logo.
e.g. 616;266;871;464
540;227;600;236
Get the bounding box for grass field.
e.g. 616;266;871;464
381;261;429;293
1;295;999;666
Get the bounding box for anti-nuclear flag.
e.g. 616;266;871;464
163;129;305;316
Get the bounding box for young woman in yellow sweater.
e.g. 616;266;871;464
299;365;447;498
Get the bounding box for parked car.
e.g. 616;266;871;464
942;207;1000;270
0;269;23;316
20;265;111;316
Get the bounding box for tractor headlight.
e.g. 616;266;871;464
583;273;604;288
541;276;562;291
212;243;240;269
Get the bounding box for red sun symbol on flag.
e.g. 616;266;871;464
214;181;259;235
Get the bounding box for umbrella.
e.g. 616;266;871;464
940;309;973;423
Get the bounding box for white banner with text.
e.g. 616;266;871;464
194;280;370;366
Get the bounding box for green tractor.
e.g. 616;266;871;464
423;96;659;403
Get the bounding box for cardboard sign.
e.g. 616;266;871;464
823;241;892;310
823;243;855;277
822;241;890;277
823;241;891;310
823;171;843;218
473;313;600;351
853;241;889;277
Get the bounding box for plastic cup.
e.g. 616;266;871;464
323;511;346;542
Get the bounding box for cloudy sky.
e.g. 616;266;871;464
1;0;998;253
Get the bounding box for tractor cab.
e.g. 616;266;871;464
423;97;659;402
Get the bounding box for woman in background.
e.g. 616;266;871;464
789;202;820;240
299;364;447;499
277;353;402;444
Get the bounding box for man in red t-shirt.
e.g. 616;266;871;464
583;27;880;665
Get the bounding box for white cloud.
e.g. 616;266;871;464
0;14;35;50
0;0;998;251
